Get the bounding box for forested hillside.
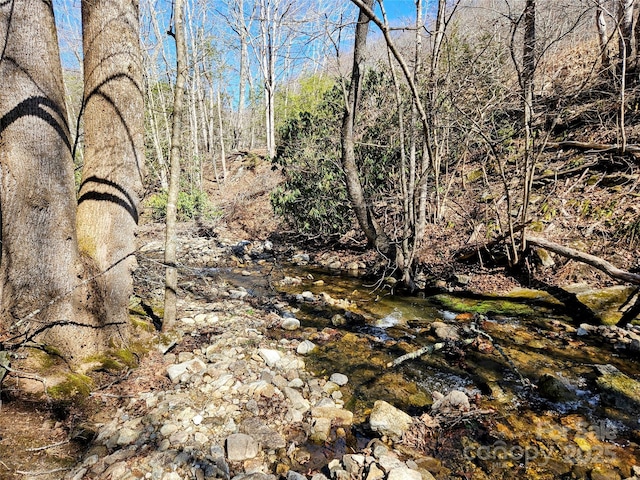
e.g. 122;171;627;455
125;0;640;293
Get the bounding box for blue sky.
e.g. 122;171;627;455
53;0;430;71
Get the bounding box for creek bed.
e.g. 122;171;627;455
227;263;640;479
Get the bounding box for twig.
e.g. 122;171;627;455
25;440;70;452
1;364;49;400
90;392;135;399
468;322;531;388
16;467;71;476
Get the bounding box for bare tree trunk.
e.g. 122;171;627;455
163;0;187;331
259;0;275;157
0;0;84;358
217;88;228;181
341;0;389;252
145;68;169;189
518;0;536;262
204;73;220;185
410;0;422;238
596;0;610;69
235;0;249;150
618;0;634;61
387;49;411;283
78;0;145;343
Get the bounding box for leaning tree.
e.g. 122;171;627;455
0;0;144;363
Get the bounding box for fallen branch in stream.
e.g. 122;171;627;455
386;342;445;368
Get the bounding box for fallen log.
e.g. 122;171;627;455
546;141;640;156
526;236;640;285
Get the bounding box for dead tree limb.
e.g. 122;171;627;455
527;236;640;284
545;141;640;156
386;342;444;368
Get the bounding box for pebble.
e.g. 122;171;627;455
296;340;316;355
330;373;349;386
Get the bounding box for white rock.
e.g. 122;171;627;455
366;463;385;480
116;428;139;446
166;358;207;383
288;378;305;389
431;390;470;412
259;348;281;367
297;340;316;355
225;433;259;461
284;387;310;412
162;472;183;480
369;400;413;439
330;373;349;386
193;414;203;425
281;318;301;331
160;423;179;437
386;466;422;480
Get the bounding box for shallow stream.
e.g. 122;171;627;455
222;261;640;479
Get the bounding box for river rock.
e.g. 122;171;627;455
431;390;470;412
537;373;577;402
369;400;413;439
226;433;260;462
286;471;307;480
331;314;347;326
240;417;286;450
430;322;460;341
166;358;206;383
311;406;353;426
310;417;332;443
231;474;276;480
366;463;385;480
387;466;422;480
115;427;139;446
258;348;281;367
281;318;301;331
297;340;316;355
595;364;640;414
330;373;349;386
284;387;310;412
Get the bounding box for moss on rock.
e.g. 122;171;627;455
48;373;93;399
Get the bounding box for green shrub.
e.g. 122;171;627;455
146;189;221;221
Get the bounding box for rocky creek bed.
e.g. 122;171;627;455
3;228;640;480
